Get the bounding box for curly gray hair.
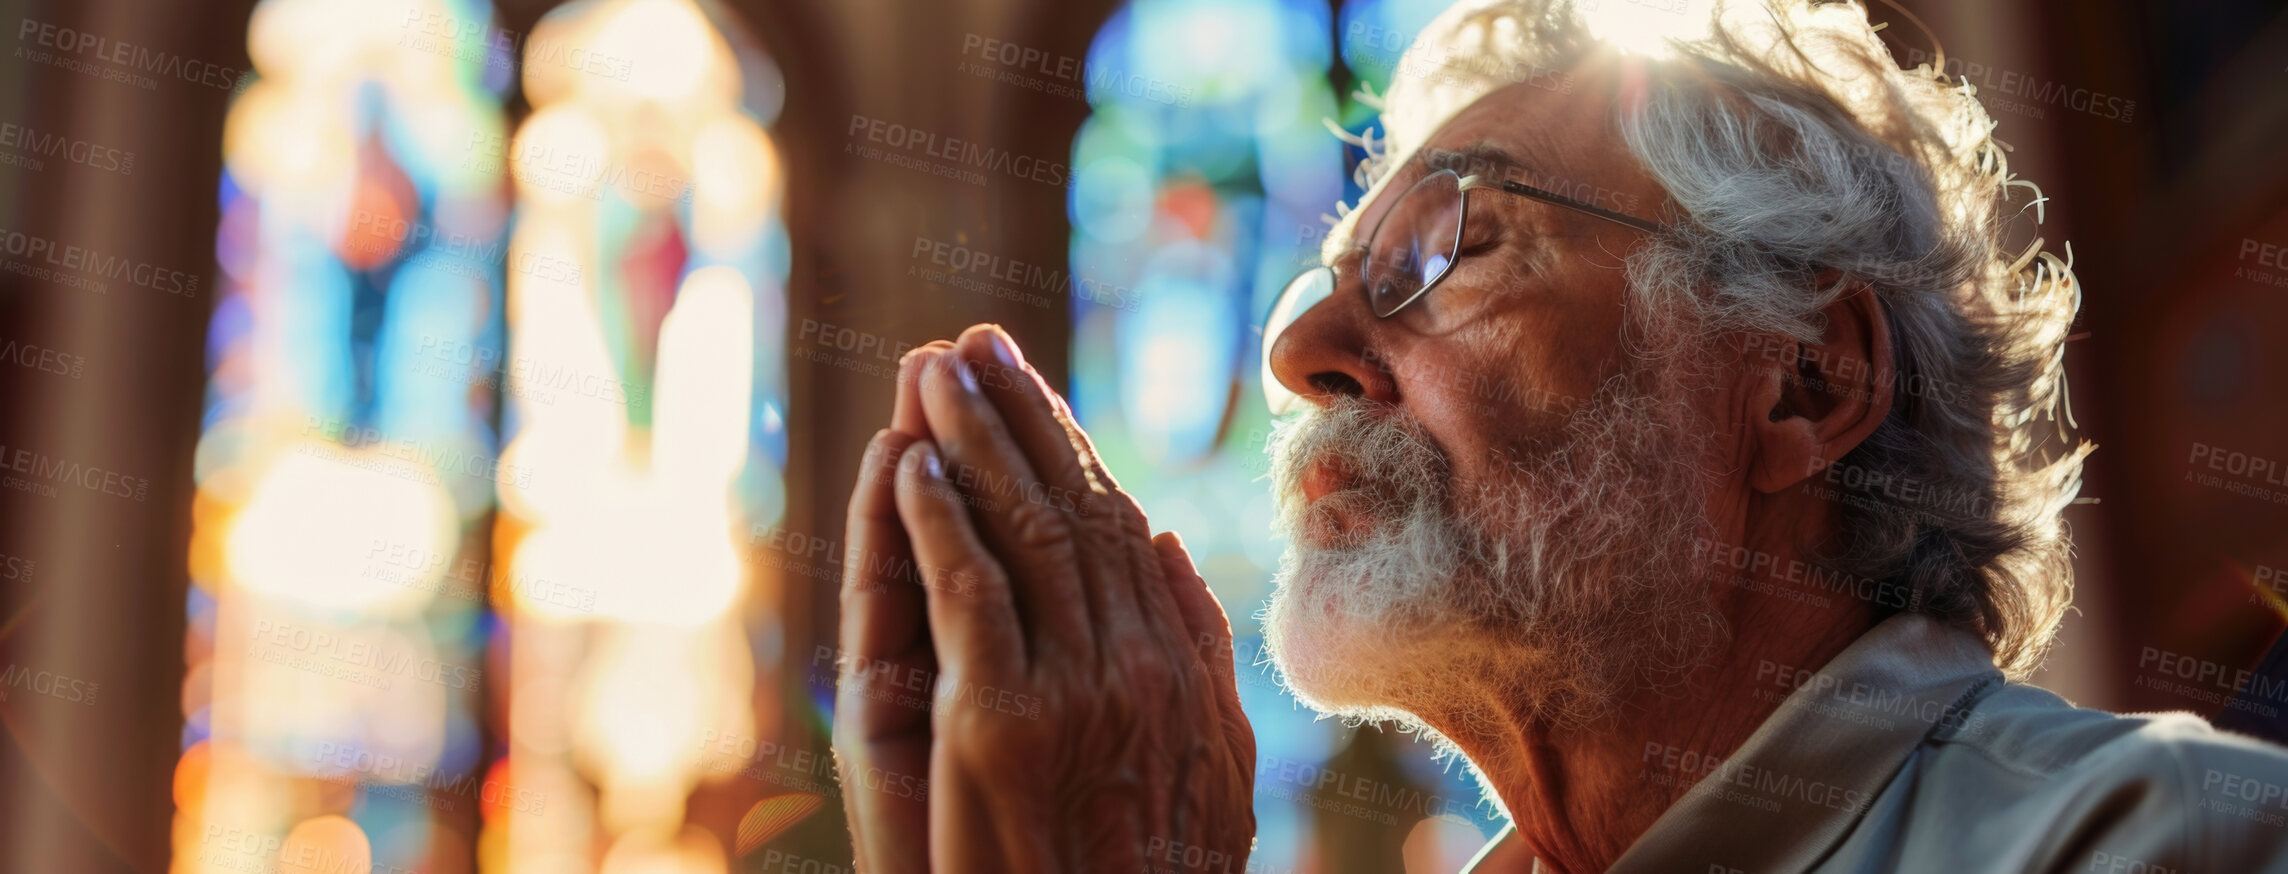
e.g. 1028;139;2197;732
1320;0;2089;678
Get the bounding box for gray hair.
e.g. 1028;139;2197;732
1330;0;2088;678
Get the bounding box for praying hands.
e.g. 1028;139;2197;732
828;324;1258;873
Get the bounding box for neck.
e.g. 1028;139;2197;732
1434;488;1878;874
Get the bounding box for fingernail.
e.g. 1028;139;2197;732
950;356;980;394
897;348;932;382
988;325;1023;369
920;443;944;479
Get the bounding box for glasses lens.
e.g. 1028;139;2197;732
1261;265;1336;416
1364;170;1464;318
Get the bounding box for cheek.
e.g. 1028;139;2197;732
1398;347;1564;498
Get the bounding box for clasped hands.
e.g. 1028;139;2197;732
829;324;1258;873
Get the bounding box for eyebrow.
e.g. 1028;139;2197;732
1430;138;1565;185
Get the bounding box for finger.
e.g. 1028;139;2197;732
948;325;1143;648
1153;531;1244;715
1152;530;1257;808
1039;378;1162;577
835;428;932;874
838;429;934;705
950;325;1174;648
892;438;1026;674
916;350;1095;662
1047;382;1126;500
894;341;954;436
952;325;1093;504
844;342;951;672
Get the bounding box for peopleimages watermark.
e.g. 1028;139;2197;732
0;441;150;501
1741;334;1972;410
0;224;202;296
0;662;99;706
2086;850;2188;874
249;619;484;692
0;550;31;584
203;824;417;874
846;114;1073;189
1803;456;1993;524
694;731;923;804
751;848;857;874
812;644;1043;720
465;130;694;206
14;18;246;93
0;336;86;380
2200;768;2288;830
300;415;536;490
306;742;547;815
1692;538;1920;613
2137;645;2288;719
1754;658;1989;738
910;234;1142;312
0;119;133;175
957;33;1193;108
365;537;596;613
412;332;648;408
397;7;633;83
2187;441;2288;505
1343;21;1577;95
749;516;990;601
2239;237;2288;289
1141;836;1304;874
2250;564;2288;609
1256;754;1450;825
1898;48;2135;124
1637;741;1871;815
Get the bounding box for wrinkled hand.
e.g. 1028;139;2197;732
831;339;954;874
838;323;1257;873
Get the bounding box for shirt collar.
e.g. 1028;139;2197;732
1462;613;2003;874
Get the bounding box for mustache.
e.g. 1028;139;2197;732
1266;396;1452;533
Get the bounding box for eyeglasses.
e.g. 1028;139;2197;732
1262;168;1668;415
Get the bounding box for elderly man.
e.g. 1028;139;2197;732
826;1;2288;872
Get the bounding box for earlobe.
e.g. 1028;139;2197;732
1739;282;1896;493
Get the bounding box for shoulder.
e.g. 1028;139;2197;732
1937;681;2288;781
1923;681;2288;872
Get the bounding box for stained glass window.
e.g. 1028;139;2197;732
484;0;789;870
179;0;788;871
182;3;512;872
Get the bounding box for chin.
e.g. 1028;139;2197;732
1261;542;1462;721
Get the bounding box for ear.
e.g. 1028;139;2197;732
1739;276;1896;493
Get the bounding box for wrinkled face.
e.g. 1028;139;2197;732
1260;66;1727;730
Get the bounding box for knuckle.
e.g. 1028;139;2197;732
1002;499;1073;554
929;554;997;597
862;427;899;460
1113;645;1179;702
939;704;1022;756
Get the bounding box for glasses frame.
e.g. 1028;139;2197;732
1362;168;1667;319
1261;168;1668;414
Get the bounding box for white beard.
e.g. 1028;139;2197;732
1260;368;1726;739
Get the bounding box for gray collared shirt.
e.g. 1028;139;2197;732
1461;614;2288;873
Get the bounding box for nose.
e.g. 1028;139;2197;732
1268;258;1398;410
